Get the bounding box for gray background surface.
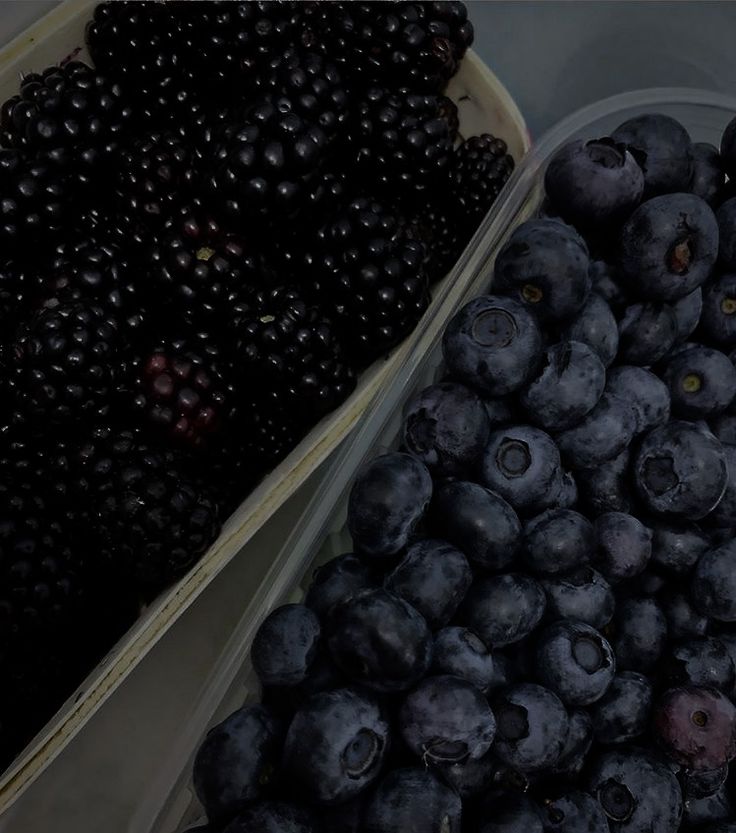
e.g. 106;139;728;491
3;0;736;137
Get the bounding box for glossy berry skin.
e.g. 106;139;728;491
493;218;591;322
193;705;283;825
556;709;594;778
442;294;543;396
523;508;594;576
384;539;472;630
251;604;321;688
662;636;735;692
662;591;710;640
612;113;694;196
429;480;521;570
617;301;678;364
690;142;725;205
520;341;605;432
577;449;632;515
557;393;636;470
541;791;609;833
458;574;546;647
709;444;736;527
717;197;736;270
305;553;375;621
282;688;389;805
681;764;729;800
535;620;615;706
634;421;728;520
593;512;652;583
702;273;736;346
542;567;615;629
347;453;432;557
431;627;495;691
663;346;736;419
403;382;490;476
479;425;563;515
448;132;515;226
362;768;461;833
399;675;496;765
588;748;683;833
222;801;314;833
692;540;736;622
655;686;736;771
672;287;703;342
327;590;431;692
592;671;652;746
612;596;668;672
605;366;671;435
561;292;619;367
492;683;569;773
682;782;734;829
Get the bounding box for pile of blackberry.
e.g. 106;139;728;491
0;0;513;767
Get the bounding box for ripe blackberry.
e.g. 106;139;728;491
438;94;460;141
409;205;466;283
147;212;262;330
303;1;474;93
0;149;66;253
0;259;43;334
125;338;234;450
306;198;430;363
0;62;133;185
11;298;120;430
349;87;453;199
236;398;306;473
448;133;515;226
230;285;356;422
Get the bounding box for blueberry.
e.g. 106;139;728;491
442;295;543;396
251;604;321;688
682;763;729;799
263;653;346;718
384;539;472;630
576;449;632;515
347;453;432;558
592;671;652;745
612;113;694;196
193;705;283;825
486;653;515;695
541;791;610;833
399;675;496;764
711;413;736;445
222;801;315;833
536;620;615;706
493;218;591;322
403;382;490;476
435;750;502;800
542;567;615;629
523;508;594;576
562;292;619;366
593;512;652;583
700;824;736;833
519;341;605;432
428;480;521;570
605;366;671;434
551;469;579;509
683;782;733;829
305;554;375;621
618;301;678;364
663;636;735;692
654;686;736;771
557;393;637;470
650;521;711;574
282;688;390;804
718;197;736;270
661;591;710;640
708;444;736;527
327;589;431;691
458;573;546;647
691;142;726;205
363;768;461;833
590;259;630;312
716;632;736;697
556;709;594;778
692;540;736;622
702;273;736;345
663;346;736;419
480;425;563;514
492;683;570;773
634;421;728;520
588;748;683;833
478;794;544;833
431;627;495;691
611;596;668;672
483;396;516;427
672;286;703;342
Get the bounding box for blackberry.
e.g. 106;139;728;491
306;198;430;363
0;259;43;334
11;298;120;430
349;87;454;199
125;338;234;450
235;399;306;473
409;205;466;283
438;94;460;142
0;149;66;253
0;62;133;186
448;133;515;226
230;285;356;422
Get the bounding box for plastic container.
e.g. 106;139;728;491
137;89;736;833
0;0;529;819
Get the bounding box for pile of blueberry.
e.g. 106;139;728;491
188;113;736;833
